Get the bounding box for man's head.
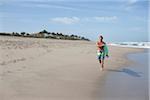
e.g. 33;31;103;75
99;35;103;41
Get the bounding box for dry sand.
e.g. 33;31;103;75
0;36;144;100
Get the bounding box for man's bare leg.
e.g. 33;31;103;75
101;60;104;71
99;60;103;71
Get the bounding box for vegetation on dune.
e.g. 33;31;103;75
0;30;90;41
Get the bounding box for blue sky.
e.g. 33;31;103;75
0;0;149;42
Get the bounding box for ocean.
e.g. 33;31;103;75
109;42;150;49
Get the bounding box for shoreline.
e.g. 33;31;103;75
96;50;149;100
0;36;147;100
101;46;144;71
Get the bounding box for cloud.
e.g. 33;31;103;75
93;16;118;22
124;0;139;11
1;0;121;2
127;0;138;5
50;17;80;24
11;1;79;11
6;0;50;1
1;0;78;11
50;16;118;24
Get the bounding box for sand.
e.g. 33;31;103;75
0;36;144;100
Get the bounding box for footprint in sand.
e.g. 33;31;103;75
17;69;22;71
0;61;6;65
0;58;26;66
6;70;13;74
23;66;26;68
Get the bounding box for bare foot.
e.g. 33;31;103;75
100;67;104;71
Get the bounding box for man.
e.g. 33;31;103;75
97;35;109;71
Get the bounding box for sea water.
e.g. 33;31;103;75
109;42;150;49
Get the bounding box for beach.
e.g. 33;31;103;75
0;36;148;100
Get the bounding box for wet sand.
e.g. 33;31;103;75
0;36;146;100
95;51;149;100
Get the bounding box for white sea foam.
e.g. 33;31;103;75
108;42;150;49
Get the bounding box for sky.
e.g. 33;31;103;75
0;0;149;42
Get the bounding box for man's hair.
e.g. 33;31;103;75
99;35;103;40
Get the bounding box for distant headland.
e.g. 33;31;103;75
0;30;90;41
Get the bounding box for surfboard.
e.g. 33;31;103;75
97;44;109;57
